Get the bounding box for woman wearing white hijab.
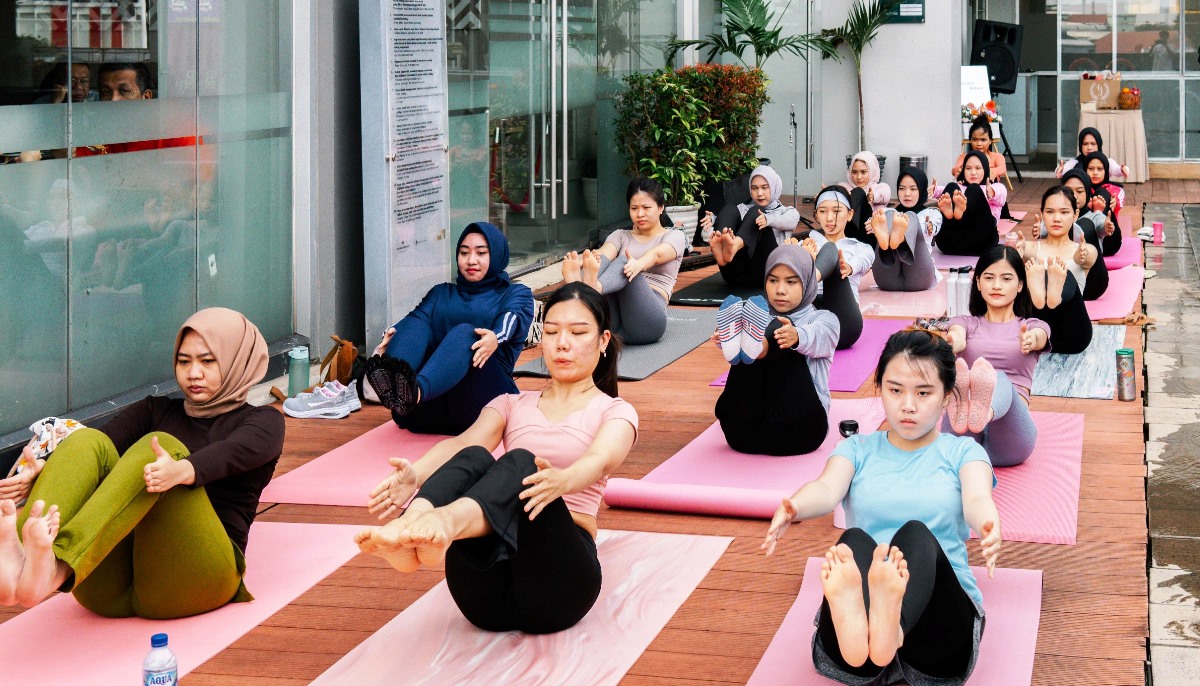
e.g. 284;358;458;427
708;165;801;288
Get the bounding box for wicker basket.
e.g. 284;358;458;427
1118;83;1141;110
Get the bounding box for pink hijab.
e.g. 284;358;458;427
846;151;882;187
173;308;268;418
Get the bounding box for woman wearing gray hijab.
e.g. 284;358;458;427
713;243;839;456
708;165;801;288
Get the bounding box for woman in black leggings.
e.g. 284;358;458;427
708;165;801;288
933;150;1002;257
355;283;638;634
763;330;1001;684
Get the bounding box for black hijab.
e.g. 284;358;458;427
1075;127;1103;165
895;166;929;212
1080;151;1113;188
956;150;992;185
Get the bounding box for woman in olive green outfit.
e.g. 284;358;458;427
0;307;284;618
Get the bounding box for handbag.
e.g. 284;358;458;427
319;335;360;386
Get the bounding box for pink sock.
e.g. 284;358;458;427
946;358;971;434
967;357;997;433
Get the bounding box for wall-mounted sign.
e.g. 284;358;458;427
886;1;924;24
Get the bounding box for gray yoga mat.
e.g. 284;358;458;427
515;307;716;381
1032;325;1126;399
669;272;759;307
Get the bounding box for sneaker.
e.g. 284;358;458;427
282;381;359;419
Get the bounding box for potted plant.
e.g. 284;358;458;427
665;0;837;69
823;0;902;153
674;64;770;183
961;101;1003;139
613;68;724;239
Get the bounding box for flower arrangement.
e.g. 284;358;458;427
961;101;1002;123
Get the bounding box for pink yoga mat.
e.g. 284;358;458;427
1102;233;1143;270
833;411;1084;545
711;318;909;392
1085;266;1144;321
858;271;947;318
604;398;886;519
311;530;732;685
0;521;361;683
747;558;1042;686
260;422;495;507
931;211;1027;270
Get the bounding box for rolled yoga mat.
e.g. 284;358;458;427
310;530;732;686
1032;324;1126;399
1084;266;1144;321
832;411;1084;545
261;422;454;506
710;318;910;393
0;521;362;683
514;307;716;381
747;557;1042;686
603;398;887;519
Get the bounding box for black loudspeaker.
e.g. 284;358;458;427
971;20;1023;95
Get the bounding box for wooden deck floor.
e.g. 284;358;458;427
4;178;1156;685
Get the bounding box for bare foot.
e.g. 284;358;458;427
952;191;967;220
0;500;23;605
870;210;890;250
397;509;454;568
16;500;65;607
867;544;908;667
727;234;746;262
355;499;435;572
581;249;602;292
710;230;730;265
820;543;870;668
938;192;954;219
889;211;909;250
1025;258;1047;309
561;251;583;283
1046;256;1068;310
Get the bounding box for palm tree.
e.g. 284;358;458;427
822;0;902;151
665;0;838;69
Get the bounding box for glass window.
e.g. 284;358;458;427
1060;1;1114;73
0;0;291;433
1060;77;1082;158
1184;79;1200;156
1116;0;1180;73
1141;78;1182;157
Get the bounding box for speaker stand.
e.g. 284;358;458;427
998;122;1022;183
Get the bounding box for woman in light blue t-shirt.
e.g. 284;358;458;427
761;329;1002;686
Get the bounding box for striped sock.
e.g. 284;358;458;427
716;296;745;364
740;295;772;364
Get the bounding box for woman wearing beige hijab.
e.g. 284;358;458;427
0;307;284;618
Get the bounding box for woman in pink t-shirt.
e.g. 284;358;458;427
355;282;638;634
943;246;1049;468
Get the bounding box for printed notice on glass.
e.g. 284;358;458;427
385;0;449;314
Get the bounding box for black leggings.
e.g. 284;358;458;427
933;183;998;256
1033;270;1093;355
716;203;780;288
715;319;829;455
416;446;602;634
811;239;864;350
846;187;876;247
1074;219;1110;301
815;521;980;683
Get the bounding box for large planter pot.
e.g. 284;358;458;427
665;203;702;242
845;154;887;177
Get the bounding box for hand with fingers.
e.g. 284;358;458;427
978;519;1001;577
761;497;798;556
755;209;768;230
0;445;43;503
622;249;646;280
519;457;570;520
471;328;499;368
143;436;195;493
773;316;798;349
367;457;419;520
838;250;853;279
866;186;875;206
374;327;396;357
1018;324;1038;355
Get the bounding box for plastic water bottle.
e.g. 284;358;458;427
143;633;178;686
946;268;961;317
958;267;973;315
287;345;309;397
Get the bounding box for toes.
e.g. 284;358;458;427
889;546;904;564
871;543;888;563
835;543;855;562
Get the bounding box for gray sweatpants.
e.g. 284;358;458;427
597;254;669;345
872;210;938;292
941;369;1036;467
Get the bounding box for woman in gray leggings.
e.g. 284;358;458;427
561;177;686;345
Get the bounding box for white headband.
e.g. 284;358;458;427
816;190;851;209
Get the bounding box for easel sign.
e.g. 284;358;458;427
961;65;992;108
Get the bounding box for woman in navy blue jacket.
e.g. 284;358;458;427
364;222;535;435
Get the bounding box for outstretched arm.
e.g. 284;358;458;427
762;455;855;554
519;418;636;519
960;460;1001;576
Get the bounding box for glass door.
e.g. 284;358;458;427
487;0;597;273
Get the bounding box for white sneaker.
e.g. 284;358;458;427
282;381;360;419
